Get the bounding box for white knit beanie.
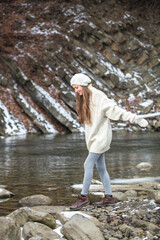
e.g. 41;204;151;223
70;73;91;86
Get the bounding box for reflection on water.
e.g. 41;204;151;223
0;131;160;216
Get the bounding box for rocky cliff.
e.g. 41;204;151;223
0;0;160;136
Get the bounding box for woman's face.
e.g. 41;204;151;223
72;85;83;96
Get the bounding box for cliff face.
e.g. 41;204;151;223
0;0;160;136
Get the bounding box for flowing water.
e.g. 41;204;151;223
0;131;160;216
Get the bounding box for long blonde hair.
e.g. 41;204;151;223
76;86;92;125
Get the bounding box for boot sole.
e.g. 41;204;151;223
70;201;90;211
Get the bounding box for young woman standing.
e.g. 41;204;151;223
70;73;148;210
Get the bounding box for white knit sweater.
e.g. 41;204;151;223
85;85;137;153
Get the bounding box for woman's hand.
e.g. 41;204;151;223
134;116;148;127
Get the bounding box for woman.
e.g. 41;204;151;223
70;73;148;210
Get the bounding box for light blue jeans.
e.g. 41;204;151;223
81;152;112;196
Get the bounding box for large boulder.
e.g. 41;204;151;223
19;194;53;207
23;222;61;240
0;216;21;240
59;211;100;227
8;207;56;228
61;214;104;240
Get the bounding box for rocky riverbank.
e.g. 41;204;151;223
0;179;160;240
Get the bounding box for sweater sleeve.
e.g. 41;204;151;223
102;97;136;123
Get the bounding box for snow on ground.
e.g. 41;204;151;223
0;100;27;136
128;93;136;102
53;220;64;238
61;211;92;220
139;99;154;108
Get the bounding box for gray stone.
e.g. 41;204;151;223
136;162;153;170
125;190;137;198
13;91;56;134
139;100;154;114
60;91;76;112
113;192;127;202
137;51;149;65
59;211;100;227
19;194;53;207
88;192;104;203
103;49;119;65
62;214;104;240
114;32;126;43
147;190;160;204
23;222;61;240
8;206;56;228
128;39;140;51
0;73;8;86
0;188;14;198
0;216;21;240
119;224;135;236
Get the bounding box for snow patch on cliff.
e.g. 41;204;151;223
0;100;27;136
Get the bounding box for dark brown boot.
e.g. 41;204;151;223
70;195;89;211
94;194;115;207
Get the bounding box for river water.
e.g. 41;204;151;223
0;131;160;216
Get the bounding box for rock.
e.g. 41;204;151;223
14;91;57;134
155;119;160;129
62;214;104;240
0;216;21;240
32;206;66;217
136;162;153;170
139;100;154;114
19;194;53;207
25;81;80;132
0;57;29;85
147;190;160;203
59;210;100;227
103;49;119;65
114;32;126;43
8;206;56;228
0;188;14;198
119;224;135;235
0;185;7;188
125;190;137;198
137;51;149;65
113;192;127;202
0;73;8;86
88;192;104;203
128;38;140;51
23;222;61;240
60;91;76;112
